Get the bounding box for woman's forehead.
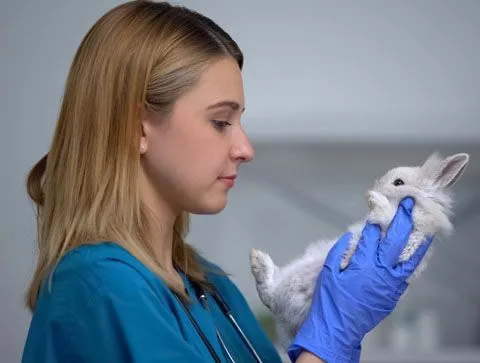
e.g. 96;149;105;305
179;58;245;110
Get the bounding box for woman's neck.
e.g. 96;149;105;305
143;200;185;290
139;171;179;276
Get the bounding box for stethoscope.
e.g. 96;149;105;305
172;280;263;363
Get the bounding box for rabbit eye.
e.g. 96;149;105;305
393;178;405;186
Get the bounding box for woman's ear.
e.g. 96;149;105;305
139;138;147;154
140;108;153;155
139;121;148;154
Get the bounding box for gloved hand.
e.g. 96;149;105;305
287;197;434;363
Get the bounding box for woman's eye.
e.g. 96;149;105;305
212;120;232;131
393;178;405;186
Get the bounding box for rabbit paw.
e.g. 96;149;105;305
250;248;275;286
367;190;395;228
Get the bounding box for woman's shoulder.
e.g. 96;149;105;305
53;241;151;274
43;242;171;309
53;242;153;280
49;243;246;312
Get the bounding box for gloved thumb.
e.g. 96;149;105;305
349;222;382;267
377;197;415;267
324;232;354;272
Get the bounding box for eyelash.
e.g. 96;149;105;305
211;120;232;131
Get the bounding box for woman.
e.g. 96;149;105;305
21;1;433;362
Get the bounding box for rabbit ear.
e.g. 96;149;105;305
421;152;470;188
435;153;470;188
436;153;470;188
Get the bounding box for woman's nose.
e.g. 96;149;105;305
231;128;255;162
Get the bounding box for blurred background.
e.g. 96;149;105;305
1;0;479;362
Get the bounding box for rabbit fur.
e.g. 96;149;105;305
249;152;470;350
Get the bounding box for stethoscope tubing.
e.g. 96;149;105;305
174;282;263;363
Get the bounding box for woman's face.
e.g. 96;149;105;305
140;57;254;215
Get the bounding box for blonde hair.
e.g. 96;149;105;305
25;0;243;311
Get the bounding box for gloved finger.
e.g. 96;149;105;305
394;280;409;299
396;235;434;276
377;197;415;267
349;222;381;268
384;280;410;304
324;232;354;272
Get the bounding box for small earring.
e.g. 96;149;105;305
140;144;146;153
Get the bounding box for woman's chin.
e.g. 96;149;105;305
189;194;228;215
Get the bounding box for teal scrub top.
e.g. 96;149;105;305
22;242;283;362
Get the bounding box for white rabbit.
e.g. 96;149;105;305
249;152;470;350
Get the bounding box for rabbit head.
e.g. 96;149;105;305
366;152;470;238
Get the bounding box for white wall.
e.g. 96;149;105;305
1;1;479;362
184;0;480;142
2;1;480;142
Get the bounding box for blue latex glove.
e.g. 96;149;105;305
287;197;434;363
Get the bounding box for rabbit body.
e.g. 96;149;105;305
249;152;470;350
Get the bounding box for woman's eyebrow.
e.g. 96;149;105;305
206;100;245;113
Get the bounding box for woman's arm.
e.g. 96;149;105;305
296;351;325;363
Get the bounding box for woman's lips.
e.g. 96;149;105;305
218;175;236;188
